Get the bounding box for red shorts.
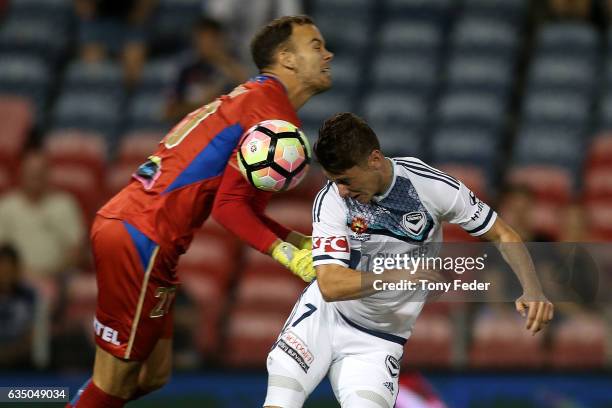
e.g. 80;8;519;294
91;215;180;361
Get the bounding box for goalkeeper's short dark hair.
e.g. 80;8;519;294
315;112;381;174
251;15;315;71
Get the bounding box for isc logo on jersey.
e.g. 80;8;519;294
312;236;349;253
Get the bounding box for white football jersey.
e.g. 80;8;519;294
311;157;497;339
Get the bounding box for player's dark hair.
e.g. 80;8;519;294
193;16;223;33
0;243;20;267
315;112;381;174
250;15;314;71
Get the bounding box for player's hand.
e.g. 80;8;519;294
271;242;316;282
515;293;554;335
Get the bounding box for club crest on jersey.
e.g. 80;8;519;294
350;216;368;234
401;211;427;237
385;355;400;378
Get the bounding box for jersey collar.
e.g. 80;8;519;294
373;158;396;203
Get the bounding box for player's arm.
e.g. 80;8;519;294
481;217;554;334
317;264;413;302
212;163;315;281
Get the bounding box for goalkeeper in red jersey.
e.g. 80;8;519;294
68;15;333;408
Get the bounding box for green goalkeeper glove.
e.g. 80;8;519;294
271;241;316;282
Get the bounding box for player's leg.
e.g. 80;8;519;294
69;216;176;407
135;319;174;396
264;282;333;408
328;315;405;408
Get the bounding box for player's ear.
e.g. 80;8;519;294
278;48;297;71
368;150;384;169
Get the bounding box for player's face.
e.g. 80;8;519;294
324;152;387;204
290;24;333;93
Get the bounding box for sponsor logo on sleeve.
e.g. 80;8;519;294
469;191;477;206
312;236;349;253
470;201;485;222
385;355;400;378
276;331;314;373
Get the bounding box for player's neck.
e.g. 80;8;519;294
260;70;314;110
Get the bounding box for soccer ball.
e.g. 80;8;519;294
237;119;311;192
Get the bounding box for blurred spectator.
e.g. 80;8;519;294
74;0;157;85
0;244;37;369
548;0;592;19
0;150;85;279
164;17;248;122
497;185;553;242
204;0;303;65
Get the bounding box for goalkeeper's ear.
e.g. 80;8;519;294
278;48;297;71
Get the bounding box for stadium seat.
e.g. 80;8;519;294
326;55;361;91
385;0;453;22
512;128;584;170
372;53;438;93
469;307;545;368
150;0;202;52
379;20;442;54
63;60;123;96
403;309;453;368
431;127;500;165
45;130;107;180
363;91;428;128
48;162;103;222
585;134;612;167
309;14;370;56
446;55;513;92
584;167;612;200
0;96;32;167
105;163;136;197
522;91;589;128
437;92;505;128
179;230;240;356
51;91;122;140
299;91;352;130
223;305;288;368
126;91;172;133
537;23;598;56
265;200;313;235
529;57;594;91
374;126;424;158
435;163;489;199
0;17;67;61
507;165;574;202
117;132;164;165
584;200;612;240
550;313;607;369
452;17;518;56
0;53;50;116
442;223;480;242
138;57;179;92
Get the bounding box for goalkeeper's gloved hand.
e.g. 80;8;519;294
271;241;316;282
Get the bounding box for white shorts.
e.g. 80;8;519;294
264;281;405;408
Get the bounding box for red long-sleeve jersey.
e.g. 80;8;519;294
98;75;299;257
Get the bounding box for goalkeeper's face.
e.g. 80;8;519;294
290;24;334;93
324;151;388;204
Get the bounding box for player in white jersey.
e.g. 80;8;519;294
263;113;554;408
